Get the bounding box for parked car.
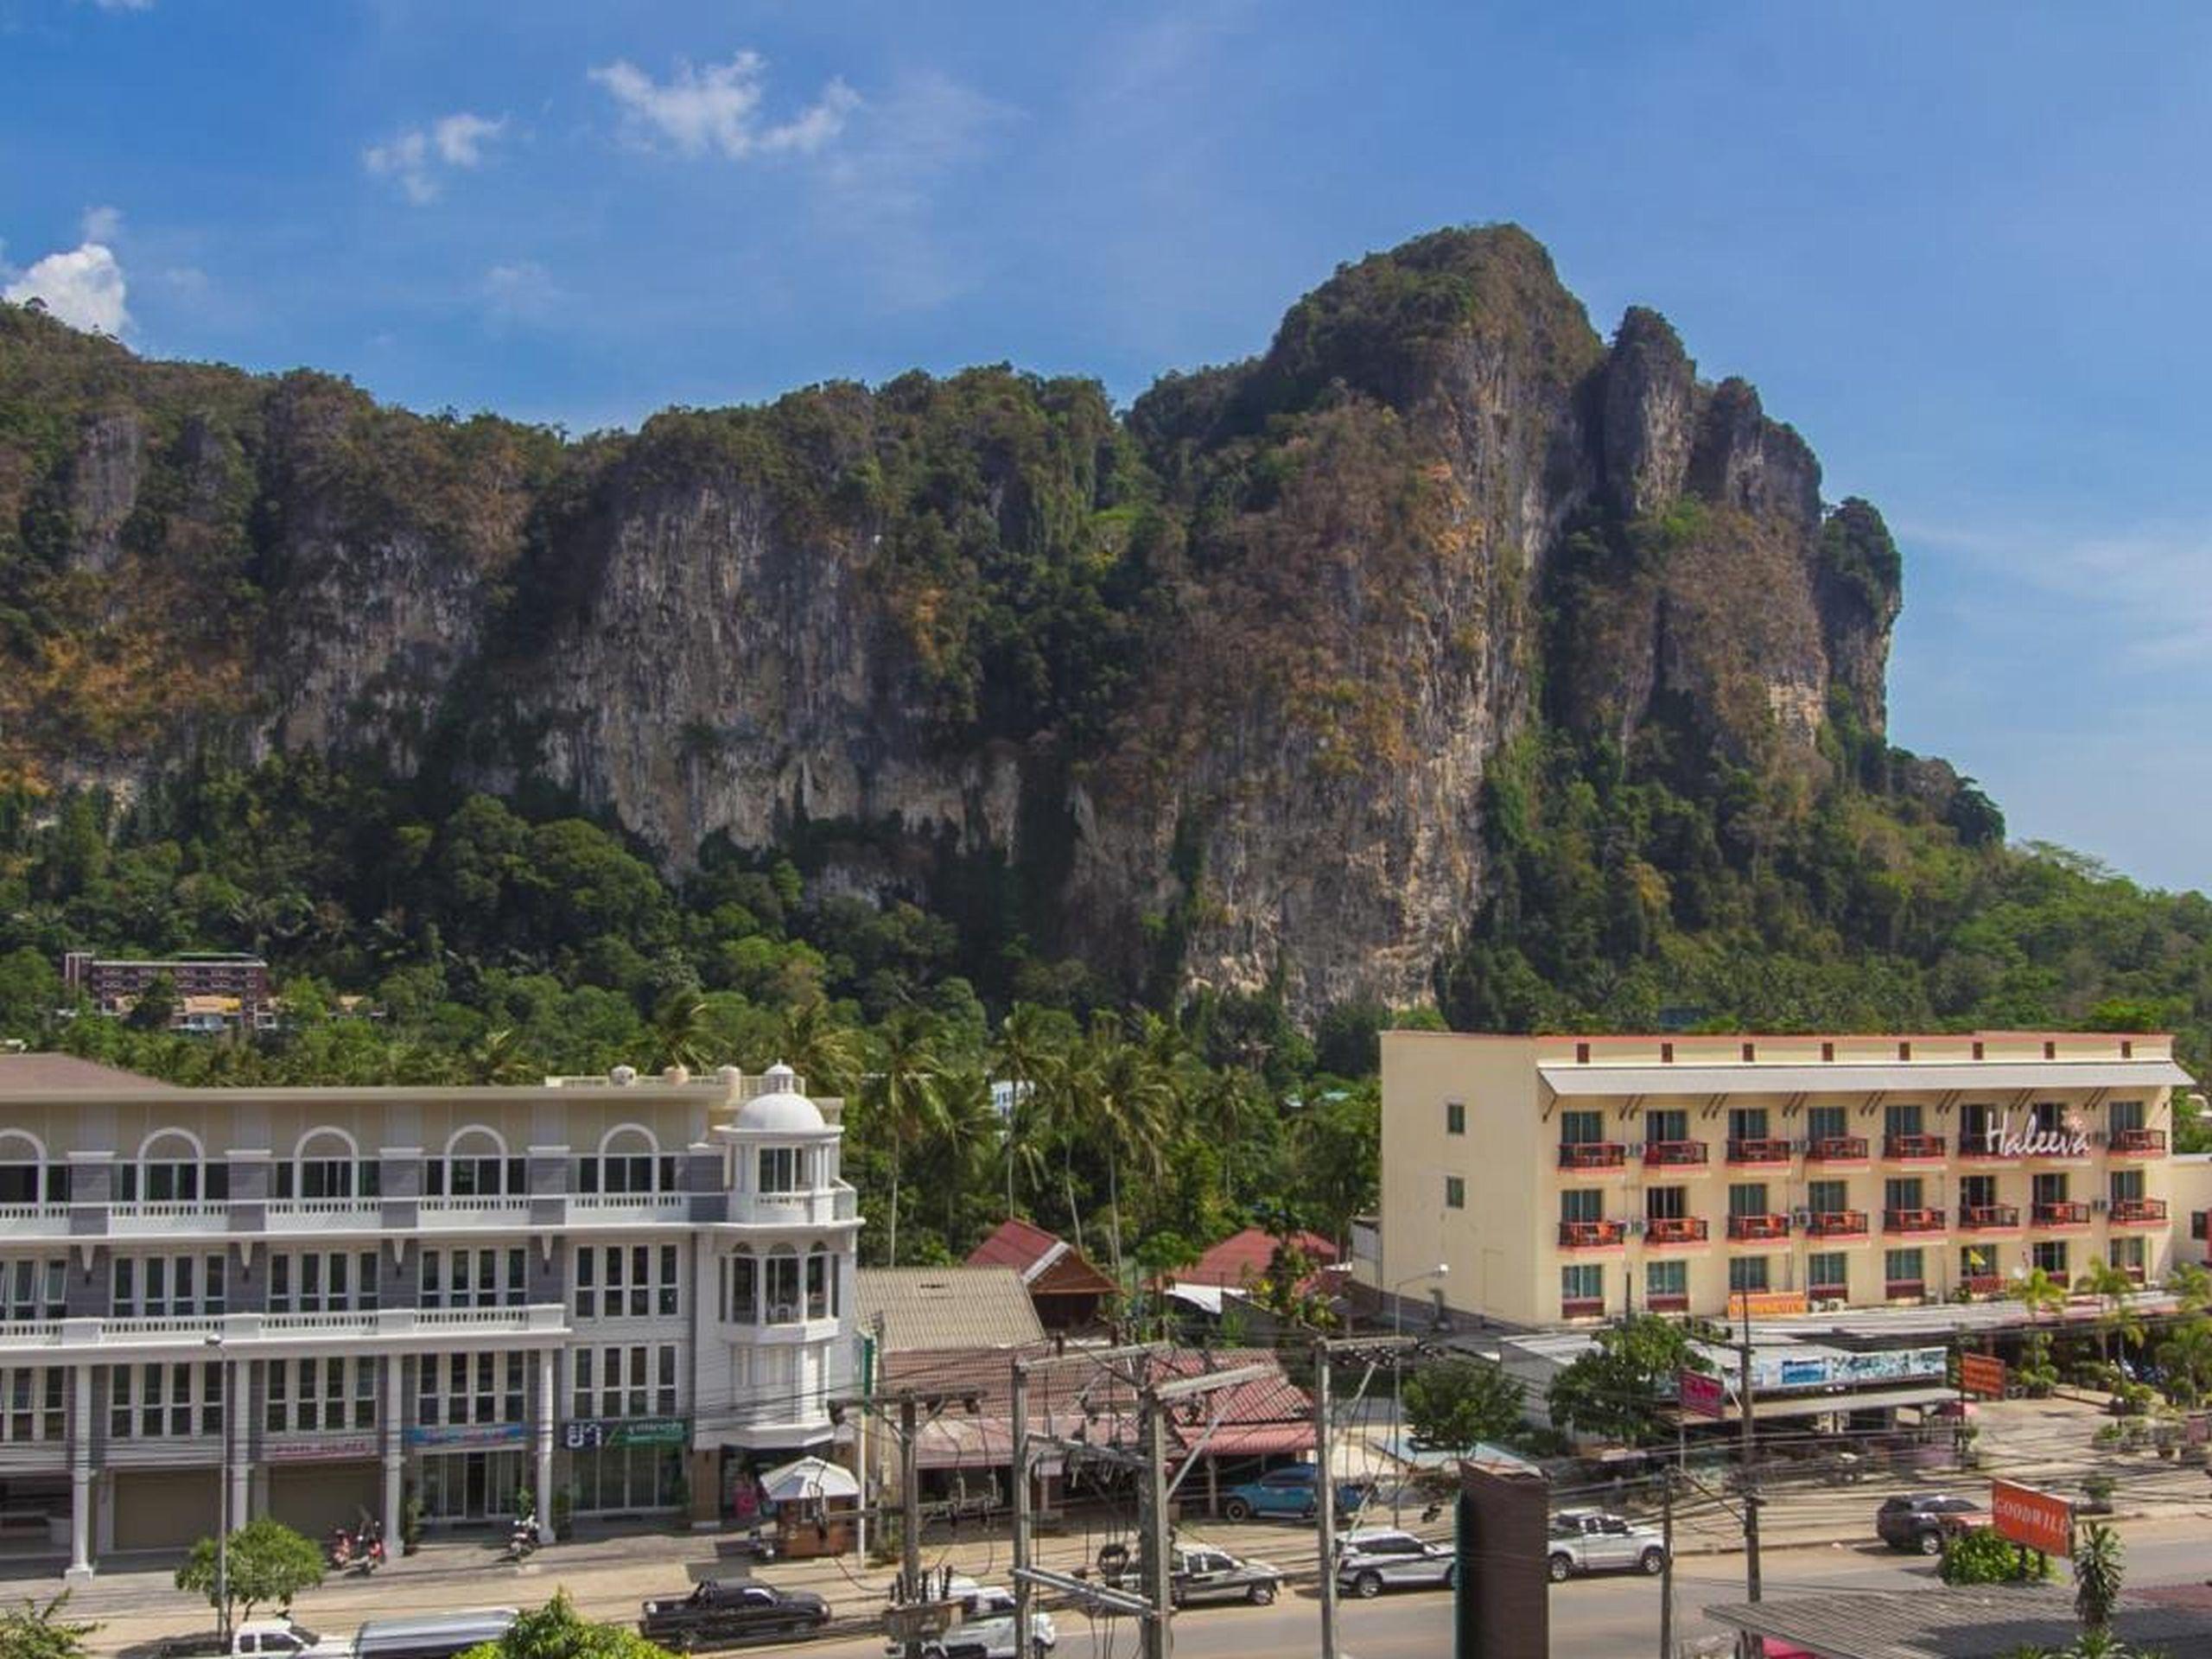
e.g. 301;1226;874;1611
639;1580;832;1649
921;1611;1057;1659
1220;1463;1371;1522
158;1620;349;1658
1334;1528;1456;1598
1875;1493;1984;1554
1095;1541;1286;1606
1546;1510;1668;1581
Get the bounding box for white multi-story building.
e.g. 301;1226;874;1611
0;1056;856;1578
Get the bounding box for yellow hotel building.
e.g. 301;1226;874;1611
1363;1030;2211;1329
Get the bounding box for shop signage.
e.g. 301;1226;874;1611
564;1417;688;1450
1960;1353;2007;1400
1726;1291;1809;1319
1991;1478;2072;1555
406;1422;526;1450
266;1434;378;1463
1708;1344;1948;1395
1988;1111;2090;1159
1678;1370;1726;1421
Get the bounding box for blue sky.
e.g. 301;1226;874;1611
3;1;2209;893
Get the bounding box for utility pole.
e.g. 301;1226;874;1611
899;1390;924;1659
1139;1385;1174;1659
1736;1304;1762;1659
1658;1467;1675;1659
1011;1362;1033;1659
1315;1342;1339;1659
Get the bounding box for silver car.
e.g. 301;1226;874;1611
1334;1528;1456;1598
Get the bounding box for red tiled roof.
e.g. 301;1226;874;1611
967;1217;1065;1275
966;1218;1116;1296
1181;1228;1338;1288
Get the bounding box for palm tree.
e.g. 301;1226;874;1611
2073;1521;2125;1637
2011;1266;2069;1323
2154;1315;2212;1408
2165;1261;2212;1316
2074;1258;2142;1369
468;1027;541;1085
859;1010;944;1268
1077;1012;1179;1288
926;1064;1001;1245
645;987;713;1075
775;997;864;1096
990;1004;1068;1220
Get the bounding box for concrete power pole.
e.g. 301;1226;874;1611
1315;1343;1339;1659
1011;1362;1033;1659
1140;1387;1174;1659
1736;1311;1763;1659
899;1390;925;1659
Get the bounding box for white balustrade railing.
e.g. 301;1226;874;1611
110;1201;232;1234
0;1302;570;1353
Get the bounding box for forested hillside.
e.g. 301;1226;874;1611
2;223;2209;1270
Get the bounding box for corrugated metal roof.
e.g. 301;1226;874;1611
1706;1586;2212;1658
1538;1058;2194;1096
854;1267;1046;1354
1181;1229;1337;1288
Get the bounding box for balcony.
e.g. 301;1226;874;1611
1959;1135;2004;1162
1558;1220;1627;1249
264;1198;385;1232
2109;1129;2167;1156
1808;1281;1848;1302
2110;1198;2169;1227
1960;1274;2005;1297
1883;1207;1946;1235
1806;1136;1869;1164
110;1201;232;1236
1726;1138;1793;1166
1885;1279;1927;1300
415;1196;533;1227
1806;1209;1869;1238
0;1303;569;1359
2031;1201;2090;1226
1957;1204;2021;1231
564;1192;692;1226
729;1186;860;1227
1726;1212;1791;1242
0;1204;72;1240
1642;1141;1709;1168
1557;1143;1626;1172
1644;1217;1709;1246
1560;1297;1605;1319
1884;1134;1947;1161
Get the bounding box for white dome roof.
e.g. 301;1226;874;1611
733;1063;826;1135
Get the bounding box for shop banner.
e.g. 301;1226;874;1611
266;1434;378;1463
1992;1478;2072;1556
1678;1370;1726;1421
1960;1353;2007;1400
564;1417;688;1450
406;1422;526;1450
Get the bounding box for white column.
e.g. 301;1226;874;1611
381;1352;404;1548
226;1359;249;1527
534;1350;555;1543
66;1363;92;1582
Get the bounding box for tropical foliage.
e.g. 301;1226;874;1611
1545;1315;1714;1446
175;1519;323;1632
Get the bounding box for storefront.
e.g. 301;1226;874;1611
563;1417;686;1515
266;1438;381;1539
109;1468;219;1551
408;1423;529;1523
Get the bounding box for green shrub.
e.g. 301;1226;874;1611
1941;1526;2052;1586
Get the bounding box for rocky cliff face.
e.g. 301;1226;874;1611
0;225;1904;1017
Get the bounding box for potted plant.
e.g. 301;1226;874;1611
551;1488;574;1541
401;1491;423;1556
2080;1474;2115;1515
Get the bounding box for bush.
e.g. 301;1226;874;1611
1941;1525;2053;1586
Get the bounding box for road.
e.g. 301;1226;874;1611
785;1516;2212;1659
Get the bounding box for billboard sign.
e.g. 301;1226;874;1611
1678;1369;1726;1421
1960;1352;2006;1400
1992;1478;2072;1556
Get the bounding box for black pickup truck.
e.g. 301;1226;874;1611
638;1580;831;1651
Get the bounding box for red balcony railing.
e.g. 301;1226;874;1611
1645;1294;1689;1313
2110;1198;2168;1226
1644;1217;1709;1245
1885;1134;1947;1160
1884;1207;1946;1234
1960;1274;2005;1297
2031;1200;2090;1226
1558;1219;1627;1249
1560;1297;1605;1318
1643;1141;1709;1168
1806;1209;1868;1237
1885;1278;1927;1300
1726;1138;1793;1165
1558;1142;1626;1171
2109;1129;2167;1155
1807;1135;1869;1162
1808;1281;1848;1301
1957;1204;2020;1230
1727;1212;1791;1242
1959;1135;2004;1160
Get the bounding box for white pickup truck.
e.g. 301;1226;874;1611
157;1621;348;1658
1545;1509;1668;1581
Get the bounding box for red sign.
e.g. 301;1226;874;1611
1678;1369;1726;1421
1960;1352;2006;1400
1992;1478;2072;1556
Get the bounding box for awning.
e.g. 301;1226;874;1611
759;1455;860;1503
1668;1383;1957;1424
1538;1059;2193;1097
1706;1586;2212;1658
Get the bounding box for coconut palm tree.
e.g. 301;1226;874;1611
926;1064;1001;1245
859;1010;944;1268
2165;1261;2212;1316
645;987;713;1075
468;1027;541;1085
775;996;864;1096
2074;1258;2143;1369
2155;1316;2212;1408
1077;1012;1179;1287
990;1004;1069;1220
2011;1266;2069;1323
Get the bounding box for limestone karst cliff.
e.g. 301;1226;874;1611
0;225;1910;1016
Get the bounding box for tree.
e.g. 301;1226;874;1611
1402;1358;1526;1457
2073;1521;2124;1637
1074;1012;1179;1286
2155;1316;2212;1408
0;1592;100;1659
127;972;179;1032
989;1003;1068;1219
2011;1266;2069;1324
644;987;712;1075
2073;1258;2143;1369
859;1010;944;1268
175;1519;324;1633
2165;1261;2211;1316
1546;1315;1713;1446
455;1591;674;1659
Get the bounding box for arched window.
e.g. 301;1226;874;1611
279;1127;378;1201
804;1240;838;1321
428;1127;518;1198
722;1248;758;1324
764;1245;802;1324
0;1131;52;1206
124;1129;220;1205
579;1125;672;1196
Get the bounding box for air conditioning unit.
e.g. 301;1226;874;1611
1790;1208;1813;1228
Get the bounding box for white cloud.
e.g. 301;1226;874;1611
87;0;156;10
588;50;858;160
365;111;505;203
480;260;559;325
80;204;123;242
3;239;130;334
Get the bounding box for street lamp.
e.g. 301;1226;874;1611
205;1334;229;1645
1389;1265;1447;1526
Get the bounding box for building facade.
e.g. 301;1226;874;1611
1361;1030;2204;1329
60;952;276;1031
0;1060;855;1577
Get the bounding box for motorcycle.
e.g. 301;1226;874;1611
505;1512;540;1561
